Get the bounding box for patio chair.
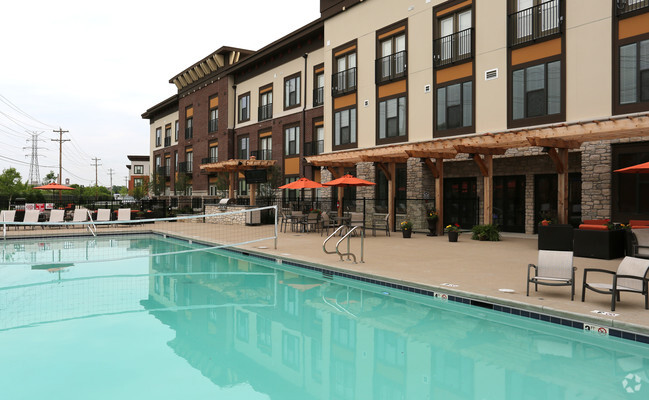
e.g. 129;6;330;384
581;256;649;311
305;212;320;233
72;208;89;222
117;208;132;223
23;210;41;230
1;210;16;230
349;212;365;236
47;209;65;227
371;213;390;237
279;210;291;233
320;211;334;236
527;250;576;300
630;229;649;259
96;209;111;226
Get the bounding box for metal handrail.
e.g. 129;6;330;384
323;225;347;255
86;209;97;236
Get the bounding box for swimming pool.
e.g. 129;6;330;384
1;234;648;399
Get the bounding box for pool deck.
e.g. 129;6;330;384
5;222;648;336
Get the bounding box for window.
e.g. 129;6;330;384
284;74;301;109
174;120;179;141
259;88;273;120
333;51;356;96
185;151;193;172
185;117;193;139
282;332;300;370
238;179;248;196
434;8;472;67
284;176;298;201
134;178;143;187
284;126;299;156
437;81;473;130
334;108;356;146
256;315;272;354
174;151;178;170
155;127;161;147
512;60;561;120
315;125;324;155
377;30;406;83
619;39;649;106
164;125;171;146
509;0;560;47
209;107;218;133
238;136;249;159
378;96;406;139
314;70;324;106
259;135;272;160
375;165;407;214
238;93;250;122
133;165;144;175
208;143;218;163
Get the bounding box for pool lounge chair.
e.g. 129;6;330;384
47;209;65;227
117;208;131;223
1;210;16;230
96;209;111;224
527;250;576;300
23;210;41;230
72;208;89;223
581;256;649;311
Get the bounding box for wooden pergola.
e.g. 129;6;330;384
200;159;276;206
306;113;649;232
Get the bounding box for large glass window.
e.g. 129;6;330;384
314;72;324;106
435;9;472;66
512;61;560;120
284;126;299;156
209;107;218;133
284;75;301;109
238;136;249;159
259;136;272;160
378;32;406;82
185;117;193;139
238;94;250;122
334;108;356;146
511;0;560;46
174;120;179;141
259;90;273;120
333;52;356;96
437;81;472;130
155;128;161;147
134;165;144;175
378;96;406;139
620;39;649;105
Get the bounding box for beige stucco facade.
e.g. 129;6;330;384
149;110;179;168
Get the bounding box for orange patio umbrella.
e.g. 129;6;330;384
33;182;74;190
614;161;649;174
322;174;376;187
278;177;324;189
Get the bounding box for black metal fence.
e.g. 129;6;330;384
508;0;561;47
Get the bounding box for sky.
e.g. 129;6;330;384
0;0;320;188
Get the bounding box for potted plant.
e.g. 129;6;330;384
445;223;461;242
426;208;438;236
400;220;413;238
471;224;501;241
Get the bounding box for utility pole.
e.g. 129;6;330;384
124;176;128;188
51;128;69;185
24;131;45;185
91;157;102;201
107;168;115;195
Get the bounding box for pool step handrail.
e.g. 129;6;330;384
336;226;365;263
86;209;97;237
323;225;347;255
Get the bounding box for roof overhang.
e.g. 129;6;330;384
199;159;277;173
306;112;649;166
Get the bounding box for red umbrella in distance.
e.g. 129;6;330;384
33;182;74;190
278;177;324;189
322;174;376;187
614;161;649;174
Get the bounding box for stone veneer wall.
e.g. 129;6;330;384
204;205;247;225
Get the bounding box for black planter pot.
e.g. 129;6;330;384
538;224;574;251
448;231;458;242
402;229;412;238
573;229;625;259
426;219;438;236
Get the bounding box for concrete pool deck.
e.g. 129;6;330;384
4;222;648;336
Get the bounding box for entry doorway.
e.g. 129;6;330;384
534;173;581;233
493;175;526;233
443;177;478;229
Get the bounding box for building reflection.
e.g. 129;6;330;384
142;249;649;399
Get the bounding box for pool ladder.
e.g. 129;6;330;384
323;225;364;263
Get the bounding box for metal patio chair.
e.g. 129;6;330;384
527;250;576;300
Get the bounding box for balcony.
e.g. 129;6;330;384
208;119;218;133
178;161;193;174
375;50;407;84
433;28;473;68
331;67;357;97
304;140;324;157
508;0;562;47
164;136;171;147
201;157;218;165
313;87;324;106
156;166;170;176
616;0;649;16
258;104;273;121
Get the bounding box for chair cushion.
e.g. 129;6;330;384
582;219;608;225
629;220;649;226
578;224;609;230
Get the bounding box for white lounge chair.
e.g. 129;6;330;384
23;210;41;230
527;250;576;300
48;209;65;227
582;256;649;311
1;210;16;230
72;208;89;222
96;209;111;224
117;208;131;223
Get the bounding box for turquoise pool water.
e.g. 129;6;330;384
1;235;648;399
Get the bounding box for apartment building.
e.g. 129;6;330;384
126;155;150;191
144;0;649;232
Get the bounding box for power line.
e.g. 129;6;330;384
51;127;70;185
91;157;102;199
0;94;55;129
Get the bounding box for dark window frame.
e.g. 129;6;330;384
284;124;300;157
376;93;408;145
612;140;649;222
259;84;273;121
376;20;408;84
155;127;161;147
507;0;564;49
208;95;219;133
434;77;475;137
238;92;250;123
174;120;179;141
613;28;649;115
313;63;325;107
237;135;249;160
433;0;474;69
258;132;272;161
284;73;301;111
332;40;357;97
333;105;358;151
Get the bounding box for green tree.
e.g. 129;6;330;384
0;168;24;204
43;171;57;184
150;172;166;196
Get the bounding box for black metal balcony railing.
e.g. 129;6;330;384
164;136;171;147
256;149;272;160
376;50;407;84
332;67;357;97
616;0;649;16
238;150;249;160
156;166;170;176
313;87;324;106
178;161;193;174
508;0;562;47
433;28;473;67
258;104;273;121
185;127;193;139
201;157;218;165
208;119;218;133
304;140;324;157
